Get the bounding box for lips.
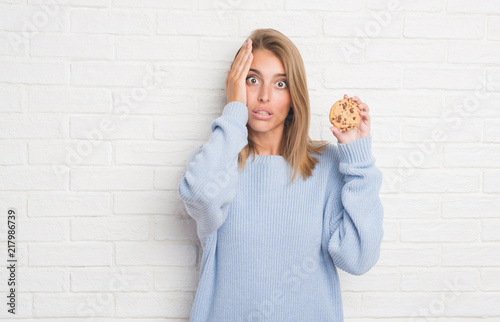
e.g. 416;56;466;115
252;107;273;120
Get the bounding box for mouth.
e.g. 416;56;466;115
252;108;273;120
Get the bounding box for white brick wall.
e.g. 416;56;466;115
0;0;499;320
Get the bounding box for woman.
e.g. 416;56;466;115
178;28;383;321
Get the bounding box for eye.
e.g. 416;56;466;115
276;80;287;89
246;76;259;85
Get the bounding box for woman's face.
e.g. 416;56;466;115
245;49;291;136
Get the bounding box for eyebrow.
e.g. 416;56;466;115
249;68;286;78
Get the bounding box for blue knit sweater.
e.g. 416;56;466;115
178;101;384;321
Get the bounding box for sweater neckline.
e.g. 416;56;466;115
250;153;286;164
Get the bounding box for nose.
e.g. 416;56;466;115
258;85;270;103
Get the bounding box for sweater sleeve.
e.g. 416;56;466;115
327;136;384;275
177;101;249;241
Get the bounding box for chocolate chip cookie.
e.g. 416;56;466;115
329;98;360;131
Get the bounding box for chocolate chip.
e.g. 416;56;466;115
350;108;354;113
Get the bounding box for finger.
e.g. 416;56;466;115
239;52;253;80
358;103;369;112
344;94;348;99
330;126;342;138
231;40;252;77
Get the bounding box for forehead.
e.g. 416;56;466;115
250;49;285;75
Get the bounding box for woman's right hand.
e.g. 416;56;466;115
225;38;253;105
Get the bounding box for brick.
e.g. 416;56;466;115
380;168;401;193
488;16;500;40
374;145;440;168
71;8;152;34
70;167;154;191
0;114;67;139
17;268;68;292
29;87;112;113
447;0;500;14
71;62;151;87
342;292;362;318
115;292;194;318
29;0;110;6
486;68;500;91
0;166;68;190
377;247;440;267
155;115;212;140
0;85;23;112
0;141;26;165
115;141;200;166
33;293;114;317
481;269;500;291
404;16;483;39
367;0;441;12
0;61;69;84
112;91;197;115
483;219;500;241
240;13;322;37
155;64;226;90
114;191;181;215
0;6;69;32
29;242;112;266
401;169;480;193
442;194;500;218
29;191;111;217
0;31;29;56
364;91;444;117
295;38;363;64
154;167;185;190
361;293;445;317
442;245;500;266
115;241;197;266
400;220;479;242
444;294;500;316
0;293;31;318
31;33;113;58
401;269;477;291
324;65;401;89
154;267;199;291
154;215;197;241
338;267;399;291
71;216;149;241
324;14;402;38
116;36;197;61
200;38;248;63
0;192;27;219
445;92;500;119
113;0;195;9
402;118;481;142
286;0;362;11
366;39;445;63
71;267;152;291
403;68;483;90
484;170;500;193
444;145;500;167
484;120;500;142
380;194;440;218
448;41;500;64
70;115;152;140
157;12;238;36
29;140;112;166
18;218;68;241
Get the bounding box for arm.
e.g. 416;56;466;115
178;101;248;240
178;38;254;241
327;136;384;275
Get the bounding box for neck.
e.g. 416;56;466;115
249;126;284;156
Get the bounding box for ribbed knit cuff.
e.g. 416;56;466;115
338;136;374;164
222;101;249;125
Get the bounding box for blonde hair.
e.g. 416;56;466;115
233;28;329;182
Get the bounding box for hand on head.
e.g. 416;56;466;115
226;39;253;105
